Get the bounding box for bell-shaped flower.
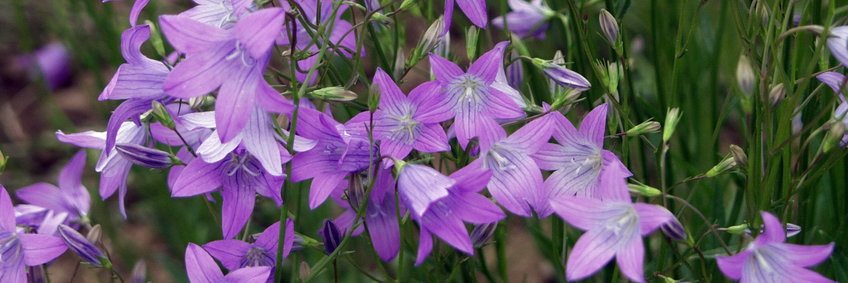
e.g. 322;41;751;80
551;196;678;282
717;211;835;283
179;0;256;29
0;186;68;283
160;7;293;143
533;104;632;203
428;41;525;148
347;68;452;160
185;243;271;283
203;220;294;273
442;0;488;34
14;150;90;235
491;0;553;38
826;26;848;68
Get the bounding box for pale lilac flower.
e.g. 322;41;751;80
429;41;525;148
442;0;488;34
533;104;632;203
551;196;678;282
185;243;272;283
826;26;848;67
160;8;293;143
203;220;294;271
491;0;553;38
179;0;256;29
412;165;506;264
717;211;835;283
461;112;554;217
347;68;452;160
15;150;90;234
0;187;68;283
816;72;848;145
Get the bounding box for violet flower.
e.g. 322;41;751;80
717;211;835;283
462;112;554;217
551;196;678;282
185;243;272;283
533;104;633;202
826;26;848;68
15;150;90;235
16;42;71;90
442;0;488;34
491;0;553;39
346;68;452;160
179;0;256;29
429;41;525;148
203;220;294;271
160;8;293;143
57;224;108;267
0;187;68;283
115;143;173;169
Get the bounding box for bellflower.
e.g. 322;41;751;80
716;211;835;283
347;68;452;160
185;243;272;283
491;0;553;38
57;225;108;267
816;72;848;145
290;108;377;209
533;104;632;202
15;150;90;235
0;187;68;283
551;196;678;282
203;220;294;272
442;0;488;34
826;26;848;67
412;165;506;264
429;41;525;148
16;42;71;90
179;0;256;29
160;8;293;143
461;112;554;217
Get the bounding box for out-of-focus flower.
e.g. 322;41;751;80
131;261;147;283
16;42;71;90
0;187;68;283
505;51;523;89
492;0;553;38
470;222;498;248
429;41;525;148
716;212;835;283
551;196;679;282
826;26;848;68
57;225;108;267
442;0;488;34
15;150;90;234
184;243;272;283
203;220;294;273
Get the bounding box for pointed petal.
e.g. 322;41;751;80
308;173;346;209
468;42;508;83
185;243;225;283
20;234;68;266
104;100;149;155
634;203;675;236
196;131;241;164
242;108;283;176
255;219;295;260
716;250;750;280
502;112;553;153
0;187;16;231
449;162;491;193
549;111;580;145
755;211;786;246
380;138;414;160
455;0;488;28
220;186;256;240
415;228;434;265
413;124;451;153
59;150;90;214
56;130;106;149
616;235;646;283
450;192;505;223
549;197;624;231
129;0;150;26
162;44;233;99
215;64;262;143
532;143;567;170
565;228;618;281
441;0;455;35
579;104;608;146
172;158;223;197
203;240;251;271
781;265;837;283
256;81;294;114
483;148;544;217
816;71;847;97
773;242;835;267
484;88;526;120
428;54;464;83
398;164;453;217
233;8;284;58
224;266;272;282
159;15;231;53
410;81;454;123
373;68;407;113
455;112;505;150
15;183;64;212
366;195;400;261
419;203;473;254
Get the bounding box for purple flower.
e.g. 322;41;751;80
15;150;90;234
397;164;453;218
533;104;632;203
321;219;341;254
290;108;377;209
0;187;68;283
185;243;272;283
533;57;591;91
551;196;678;282
412;166;505;264
491;0;553;38
160;8;293;143
717;211;835;283
816;71;848;102
16;42;71;90
826;26;848;68
115;143;173;169
429;41;525;148
179;0;256;29
203;220;294;271
57;225;107;267
461;112;554;217
442;0;488;34
362;164;401;261
347;68;452;160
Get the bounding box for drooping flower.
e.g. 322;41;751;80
551;196;679;282
411;165;506;264
716;211;835;283
533;104;632;202
203;220;294;272
0;186;68;283
491;0;553;38
160;8;292;143
826;26;848;67
346;68;452;160
290;108;377;209
185;243;272;283
15;150;90;235
461;111;554;217
429;41;525;148
442;0;488;34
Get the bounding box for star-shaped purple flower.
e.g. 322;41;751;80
429;41;525;148
185;243;271;283
0;187;68;283
15;150;90;235
203;220;294;272
717;211;835;283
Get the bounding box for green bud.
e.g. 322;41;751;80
151;101;176;130
299;262;311;281
398;0;416;11
465;26;480;61
550;88;582;111
607;62;622;92
725;224;749;235
341;1;366;11
823;122;846;153
736;55;755;96
662;108;682;143
706;155;737;177
626;120;661;137
368;83;381;112
310;86;358;102
392;158;408;176
0;150;6;174
657;274;683;283
729;144;747;168
145;20;167;58
371;12;392;24
627;183;662;197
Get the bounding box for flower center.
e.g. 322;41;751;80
386;104;421;144
226;153;262;177
448;74;487;113
225;41;256;67
485;146;518;171
240;246;274;268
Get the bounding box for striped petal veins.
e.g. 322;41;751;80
447;74;489;115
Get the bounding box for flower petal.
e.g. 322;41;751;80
412;123;451;153
15;183;64;212
773;242;834;267
233;8;285;58
579;103;608;147
565;227;619;281
716;250;750;280
634;203;675;236
224;266;272;282
185;243;225;283
455;112;505;150
468;41;508;83
203;240;251;271
215;63;262;143
0;187;16;231
549;196;623;231
129;0;150;26
255;219;295;260
455;0;488;28
171;158;223;197
242;107;283;176
220;186;256;239
20;233;68;266
419;202;473;254
429;54;464;83
449;192;505;224
755;211;785;247
826;26;848;68
398;164;453;217
308;173;346;209
159;15;231;53
56;130;106;149
162;43;234;99
415;228;434;265
365;194;400;261
449;162;491;193
616;234;646;283
410;81;454;123
59;150;90;214
483;148;544;217
501;112;553;153
373;68;407;114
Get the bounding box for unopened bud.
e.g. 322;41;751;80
411;17;445;64
151;101;175;130
663;108;682;143
298;262;311;281
823;122;846;153
470;222;498;248
627;183;662;197
131;261;147;283
310;86;358;102
724;223;749;235
599;9;619;45
769;84;785;107
736;55;755;96
115;143;174;169
58;225;109;268
371;12;392;24
506;51;523;89
0;150;6;174
144;20;167;58
398;0;416;11
532;58;591;91
550;89;583;111
86;224;102;243
626;120;661;136
729;144;747;168
465;26;480;60
706;155;737;177
368;83;381;112
321;220;341;255
661;218;687;241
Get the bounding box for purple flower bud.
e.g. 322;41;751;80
321;220;341;255
115;143;173;169
58;224;108;267
506;51;523;89
131;261;147;283
533;58;591;91
660;218;687;241
470;222;498;248
28;265;47;283
599;9;619;44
